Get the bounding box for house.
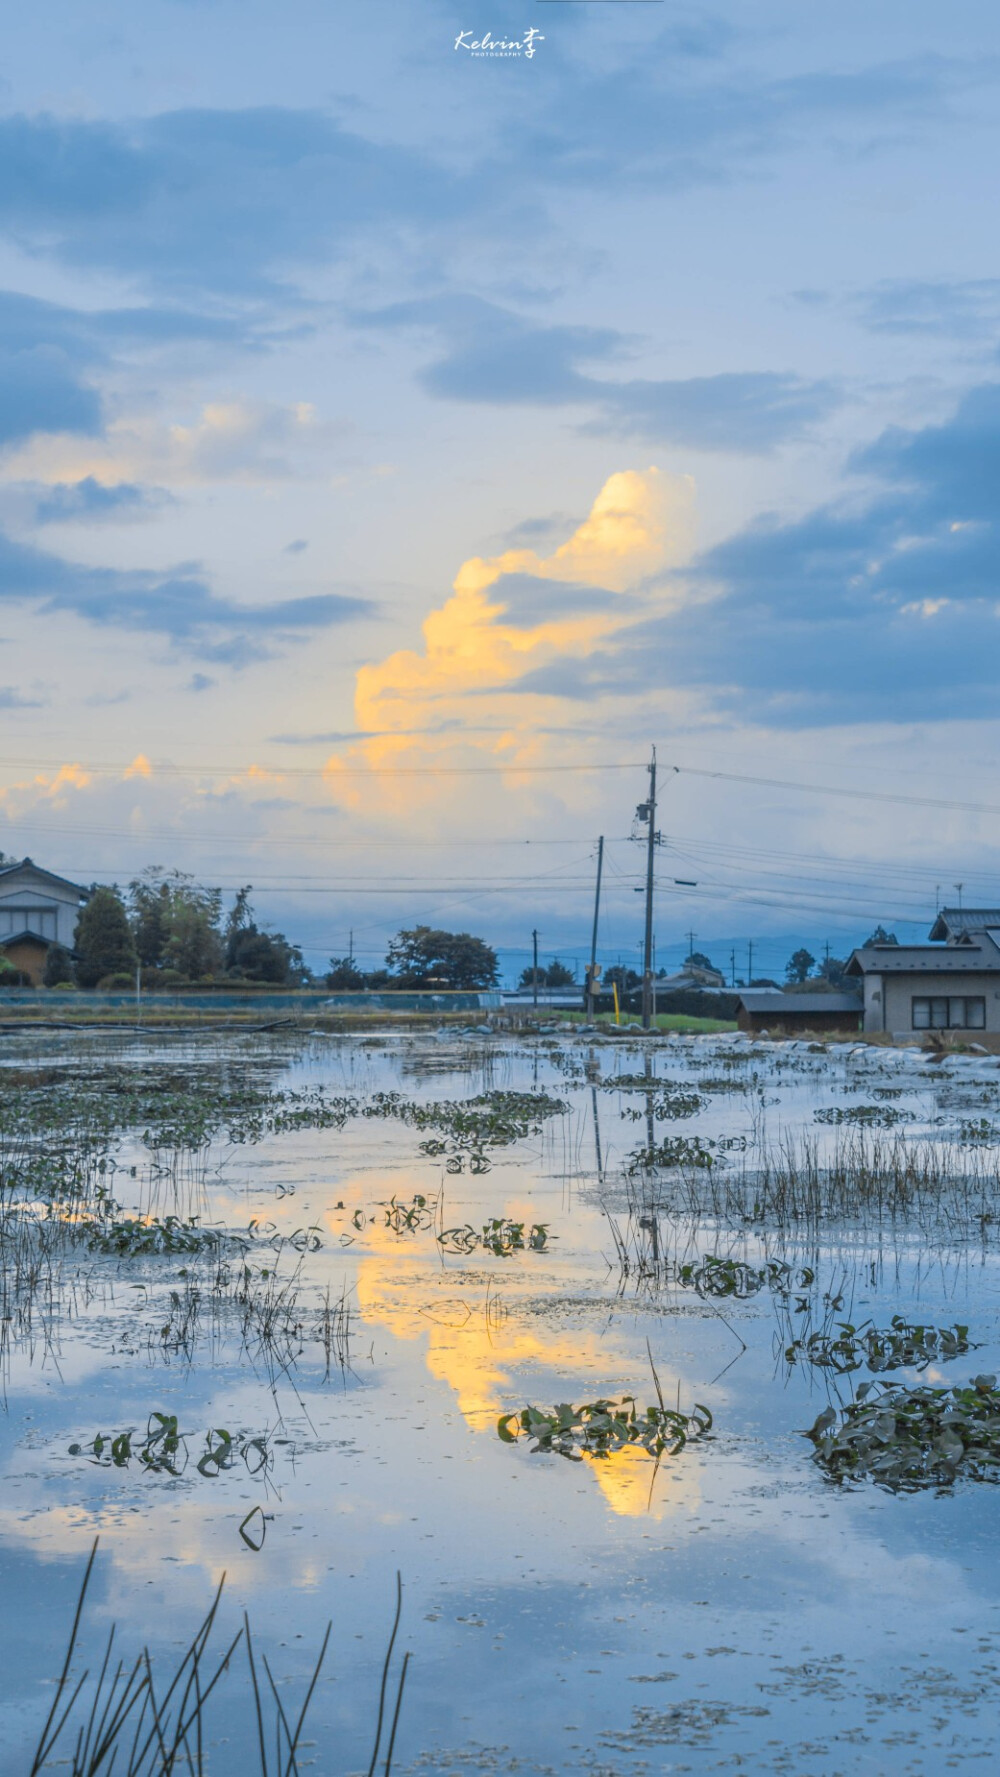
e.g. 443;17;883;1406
845;909;1000;1036
657;962;727;991
0;857;88;985
735;990;863;1036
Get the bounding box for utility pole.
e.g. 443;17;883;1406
586;836;604;1023
730;948;736;988
348;929;354;965
640;748;658;1030
747;939;754;983
532;928;539;1007
686;929;696;959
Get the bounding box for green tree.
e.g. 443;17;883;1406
785;948;816;984
129;871;173;967
42;942;75;987
75;888;137;989
518;960;575;989
687;951;716;972
129;868;224;980
326;956;366;990
864;925;898;947
817;955;848;987
386;926;498;990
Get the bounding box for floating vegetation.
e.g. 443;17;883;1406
805;1375;1000;1490
438;1218;551;1257
675;1254;814;1300
960;1119;1000;1147
498;1396;712;1462
626;1135;715;1175
622;1089;703;1122
77;1212;224;1256
786;1316;975;1375
815;1104;907;1128
67;1412;272;1479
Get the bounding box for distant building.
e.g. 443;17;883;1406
846;909;1000;1036
735;990;863;1036
0;858;87;984
657;962;727;990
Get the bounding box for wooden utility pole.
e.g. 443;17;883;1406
586;836;604;1023
532;928;539;1007
641;748;657;1030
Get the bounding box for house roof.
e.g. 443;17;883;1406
0;857;86;898
736;991;862;1014
0;929;55;950
928;908;1000;941
846;935;1000;976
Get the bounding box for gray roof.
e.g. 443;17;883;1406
928;908;1000;941
737;991;862;1014
0;929;55;949
0;857;86;897
847;936;1000;976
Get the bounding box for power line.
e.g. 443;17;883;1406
0;758;643;779
672;763;1000;819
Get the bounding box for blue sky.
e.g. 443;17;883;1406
1;0;1000;980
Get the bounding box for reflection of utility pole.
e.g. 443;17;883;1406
586;836;604;1023
640;748;658;1031
591;1083;604;1180
532;928;539;1006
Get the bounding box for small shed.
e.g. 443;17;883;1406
735;990;863;1036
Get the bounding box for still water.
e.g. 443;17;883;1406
2;1025;1000;1774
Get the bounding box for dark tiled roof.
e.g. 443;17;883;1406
928;908;1000;940
0;857;86;896
847;937;1000;975
737;991;862;1013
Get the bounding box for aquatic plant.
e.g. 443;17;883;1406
78;1213;224;1255
67;1414;271;1480
785;1315;975;1375
625;1135;715;1175
437;1219;551;1256
815;1104;908;1127
28;1539;409;1776
805;1374;1000;1490
498;1396;712;1461
675;1254;813;1299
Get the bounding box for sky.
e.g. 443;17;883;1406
2;0;1000;982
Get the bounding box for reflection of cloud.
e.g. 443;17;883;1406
341;1184;698;1519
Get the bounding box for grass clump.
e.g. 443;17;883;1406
805;1374;1000;1490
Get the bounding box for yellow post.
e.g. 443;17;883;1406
613;981;620;1025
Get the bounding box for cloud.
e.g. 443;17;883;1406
0;525;375;658
0;685;44;709
0;345;101;447
0;109;470;297
284;538;309;554
850;278;1000;339
356;298;835;452
33;478;170;523
512;383;1000;725
5;399;330;488
321;469;692;808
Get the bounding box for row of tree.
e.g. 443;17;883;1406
40;869;309;990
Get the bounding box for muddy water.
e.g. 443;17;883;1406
3;1027;1000;1774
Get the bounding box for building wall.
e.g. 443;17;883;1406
0;870;81;947
872;971;1000;1034
1;936;48;984
738;1006;861;1035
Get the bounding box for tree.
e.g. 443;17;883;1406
785;948;816;984
605;965;640;993
518;960;575;989
687;951;716;972
129;868;224;980
75;888;137;989
385;926;498;990
42;943;75;987
864;925;898;947
817;955;848;988
223;888;309;985
326;956;366;990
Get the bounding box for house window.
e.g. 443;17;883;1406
912;996;986;1030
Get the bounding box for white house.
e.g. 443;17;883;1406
0;857;88;984
846;908;1000;1037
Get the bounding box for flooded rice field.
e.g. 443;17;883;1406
3;1023;1000;1774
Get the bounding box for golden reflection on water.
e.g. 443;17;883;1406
336;1178;701;1519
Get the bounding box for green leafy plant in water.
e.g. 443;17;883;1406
676;1254;813;1299
805;1373;1000;1490
625;1136;715;1174
77;1212;223;1255
498;1396;712;1461
786;1315;975;1375
68;1415;272;1480
815;1104;907;1127
438;1219;551;1256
